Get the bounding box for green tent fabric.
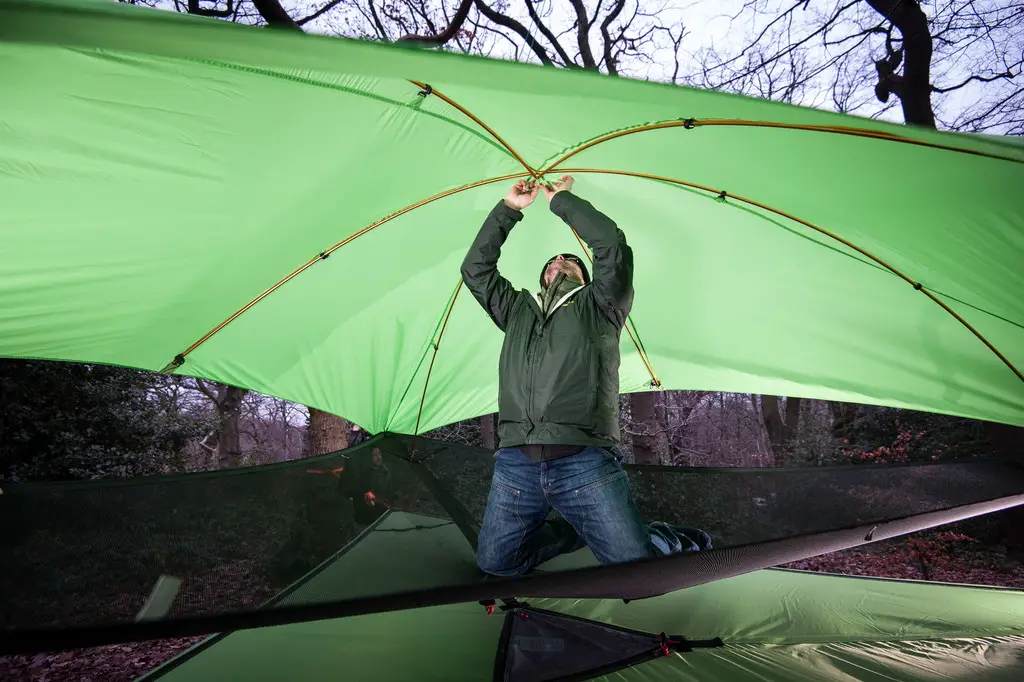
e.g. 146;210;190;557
141;512;1024;682
1;0;1023;434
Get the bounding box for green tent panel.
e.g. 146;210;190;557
1;0;1023;432
141;512;1024;682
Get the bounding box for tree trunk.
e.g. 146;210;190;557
307;408;349;456
479;413;497;451
865;0;936;128
762;395;802;461
215;386;246;468
986;422;1024;548
618;394;633;454
761;395;785;457
249;0;300;29
828;401;859;440
784;397;801;443
631;392;669;465
748;394;774;466
193;379;248;469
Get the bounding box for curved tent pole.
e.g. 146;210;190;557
413;279;464;437
158;97;1021;399
541;118;1024;173
406;81;665;387
159;164;1022;399
559;166;1024;387
408;80;539;179
159;172;532;373
385;278;465;434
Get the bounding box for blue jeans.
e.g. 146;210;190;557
476;446;711;576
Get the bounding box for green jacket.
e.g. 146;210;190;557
461;191;634;449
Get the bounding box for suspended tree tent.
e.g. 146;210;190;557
1;0;1024;677
2;435;1024;681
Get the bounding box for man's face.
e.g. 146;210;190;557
371;449;383;467
543;255;584;287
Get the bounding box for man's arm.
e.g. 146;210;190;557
460;181;538;331
548;185;634;326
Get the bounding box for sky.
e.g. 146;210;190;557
292;0;1020;134
140;0;1019;132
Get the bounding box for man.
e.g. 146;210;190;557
461;175;710;576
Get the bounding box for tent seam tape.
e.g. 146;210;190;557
538;118;1024;173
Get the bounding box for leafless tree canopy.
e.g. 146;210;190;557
689;1;1023;133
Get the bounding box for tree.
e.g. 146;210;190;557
478;413;497;450
193;378;248;468
627;391;712;465
629;392;670;464
238;392;306;463
756;394;802;460
0;360;207;480
828;400;860;440
164;0;687;78
306;407;349;456
690;1;1023;133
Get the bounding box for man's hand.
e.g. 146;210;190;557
541;175;575;202
503;180;539;211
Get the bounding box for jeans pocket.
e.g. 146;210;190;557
491;480;522;498
603;446;626;464
573;468;628;497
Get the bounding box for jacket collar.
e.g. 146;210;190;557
536;275;586;320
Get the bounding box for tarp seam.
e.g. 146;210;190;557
537;118;1024;172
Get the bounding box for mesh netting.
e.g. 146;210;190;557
0;439;446;630
419;436;1024;546
1;433;1022;638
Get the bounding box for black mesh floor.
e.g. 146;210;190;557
420;436;1024;546
2;433;1022;651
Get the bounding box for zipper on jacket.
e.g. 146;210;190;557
523;294;544;439
523;285;584;441
525;320;542;438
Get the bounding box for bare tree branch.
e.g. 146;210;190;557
932;64;1018;93
193;377;219;405
297;0;346;27
475;19;523;59
526;0;577;66
367;0;391;41
568;0;599;68
600;0;627;75
953;84;1024;130
249;0;300;28
397;0;473;45
187;0;233;18
474;0;553;65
